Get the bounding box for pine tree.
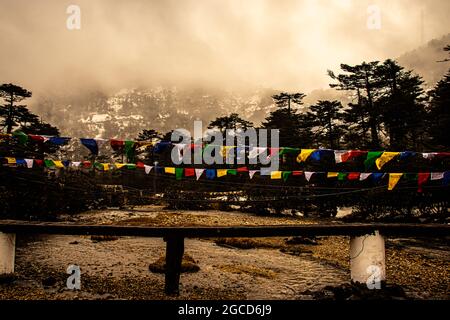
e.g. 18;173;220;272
262;92;312;147
271;92;306;114
328;62;383;148
306;100;345;149
427;71;450;149
376;59;426;150
0;83;32;133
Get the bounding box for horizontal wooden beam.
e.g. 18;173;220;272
0;220;448;238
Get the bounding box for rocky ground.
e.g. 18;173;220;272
0;206;448;300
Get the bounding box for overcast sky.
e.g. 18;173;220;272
1;0;449;95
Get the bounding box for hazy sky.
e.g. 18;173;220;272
1;0;449;95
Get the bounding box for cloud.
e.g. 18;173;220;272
0;0;449;96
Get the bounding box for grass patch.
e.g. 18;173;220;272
148;254;200;273
91;235;120;242
214;237;281;249
217;264;276;279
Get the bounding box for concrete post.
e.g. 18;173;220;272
0;232;16;274
350;230;386;287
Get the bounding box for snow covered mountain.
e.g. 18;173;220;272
31;87;278;139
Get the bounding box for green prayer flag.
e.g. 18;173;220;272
338;172;348;181
175;168;184;180
282;171;292;182
12;130;28;145
227;169;237;175
44;159;54;168
124;140;135;162
364;151;383;170
279;147;299;156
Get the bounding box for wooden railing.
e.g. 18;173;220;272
0;221;449;295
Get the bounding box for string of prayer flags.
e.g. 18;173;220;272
297;149;316;163
249;170;258;179
340;150;367;163
334;150;347;163
282;171;292;182
279;147;299;156
175;168;184;180
431;172;444;180
376;152;400;169
327;172;338;178
364;151;383;170
184;168;195;177
153;141;172;153
195;169;205;180
205;169;216;180
48;137;71;145
443;172;450;186
25;159;33;168
15;159;26;166
115;163;126;169
304;172;314;182
144;165;153;174
388;173;403;190
417;172;430;192
372;173;385;183
12;131;28;145
400;151;416;160
270;171;282;179
110;139;124;151
80;138;99;155
348;172;360;181
217;169;228;178
124;140;135;161
248;147;267;159
164;167;175;174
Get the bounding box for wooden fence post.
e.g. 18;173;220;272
164;236;184;295
0;232;16;274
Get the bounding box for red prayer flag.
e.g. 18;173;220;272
348;172;360;180
136;161;145;169
417;172;430;193
341;150;367;162
184;168;195;177
110;139;124;151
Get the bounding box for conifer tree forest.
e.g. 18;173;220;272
1;50;449;221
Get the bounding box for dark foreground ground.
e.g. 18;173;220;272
0;206;448;300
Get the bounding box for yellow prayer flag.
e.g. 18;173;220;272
5;157;16;164
115;163;126;169
217;169;228;177
102;163;109;171
388;173;403;191
165;167;175;174
220;146;234;158
53;161;64;168
327;172;338;178
270;171;282;179
376;152;400;170
296;149;316;163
